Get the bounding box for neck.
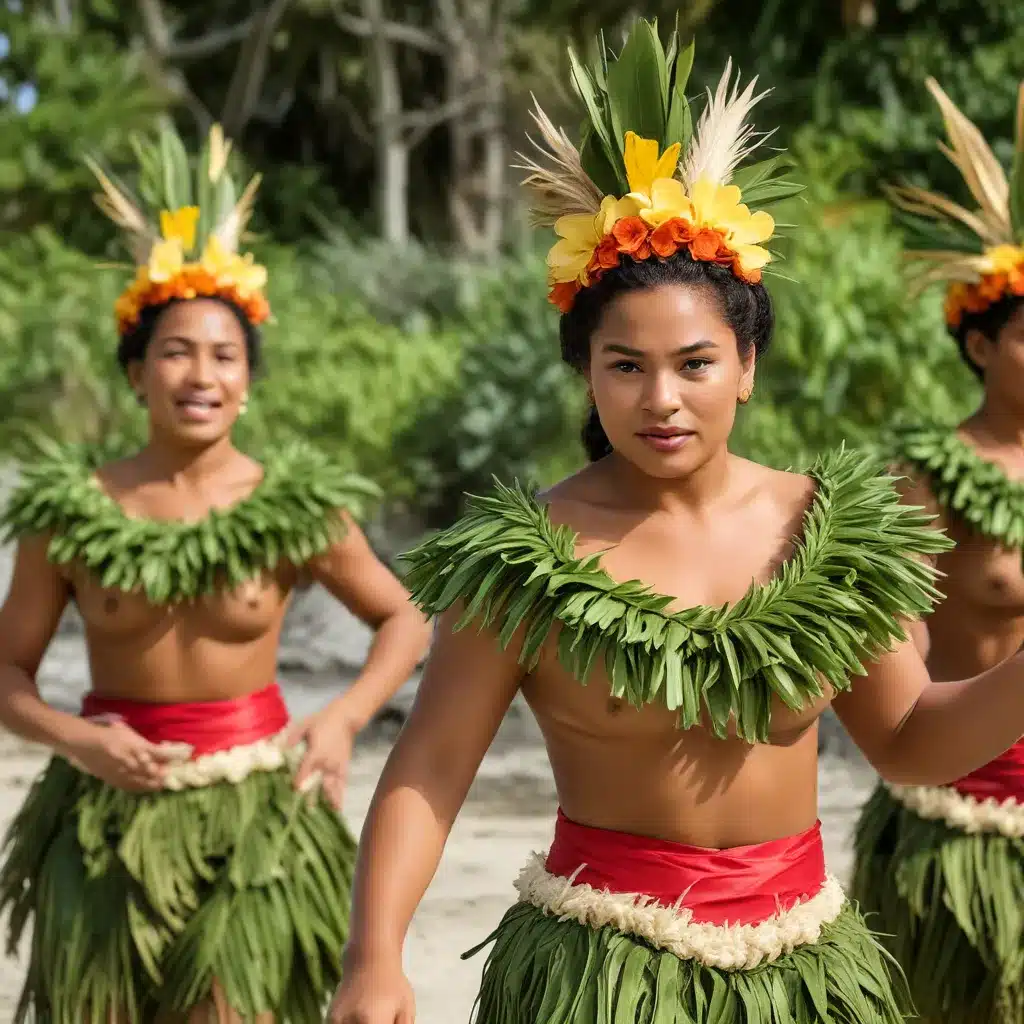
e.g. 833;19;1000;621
964;398;1024;448
139;432;239;486
603;445;733;513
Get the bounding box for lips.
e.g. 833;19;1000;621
175;396;223;422
636;426;694;453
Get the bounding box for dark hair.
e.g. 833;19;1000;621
560;250;775;461
953;294;1024;380
116;296;263;376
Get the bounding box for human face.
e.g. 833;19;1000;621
586;283;754;478
128;299;249;446
967;300;1024;413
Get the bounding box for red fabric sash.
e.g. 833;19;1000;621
80;683;289;756
951;737;1024;803
544;809;827;926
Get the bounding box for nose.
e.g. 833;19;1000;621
186;351;216;388
642;369;682;417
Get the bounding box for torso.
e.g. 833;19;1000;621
63;452;299;703
919;429;1024;681
518;457;830;849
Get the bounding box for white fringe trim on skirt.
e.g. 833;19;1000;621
885;781;1024;838
513;854;847;971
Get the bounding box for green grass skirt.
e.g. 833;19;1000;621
0;755;356;1023
462;899;910;1023
852;782;1024;1024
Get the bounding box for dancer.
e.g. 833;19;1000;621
0;123;430;1023
852;78;1024;1024
328;23;1024;1024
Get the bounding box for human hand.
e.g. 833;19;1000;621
325;954;415;1024
283;698;361;809
66;719;179;792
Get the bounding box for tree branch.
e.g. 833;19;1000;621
399;86;490;146
333;9;444;53
221;0;295;137
166;19;260;61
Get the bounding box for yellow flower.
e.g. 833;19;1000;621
734;244;772;277
985;244;1024;274
548;195;642;284
230;253;268;296
207;124;232;182
689;176;774;242
160;206;200;251
624;133;681;200
637;178;694;228
147;238;184;283
201;235;234;280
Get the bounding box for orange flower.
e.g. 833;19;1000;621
733;260;763;285
593;235;622;270
689;228;725;262
1010;266;1024;296
978;272;1007;301
612;217;650;255
650;218;693;258
634;240;652;261
549;280;580;313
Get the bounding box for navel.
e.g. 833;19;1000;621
607;697;624;715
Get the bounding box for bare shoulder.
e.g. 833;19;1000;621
731;458;816;530
886;458;943;521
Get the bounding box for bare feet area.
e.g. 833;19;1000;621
0;725;876;1022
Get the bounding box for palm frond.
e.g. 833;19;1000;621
925;77;1010;242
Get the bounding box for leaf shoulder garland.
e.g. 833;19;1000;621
0;437;381;605
890;422;1024;550
401;447;952;744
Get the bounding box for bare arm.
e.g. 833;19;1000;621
0;535;93;755
833;634;1024;785
344;607;525;962
308;512;432;728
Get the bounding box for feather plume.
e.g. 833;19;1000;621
681;60;773;188
84;156;156;263
515;98;603;227
213;173;262;252
885;183;995;244
925;77;1011;242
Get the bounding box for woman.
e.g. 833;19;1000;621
852;78;1024;1024
0;123;431;1023
328;23;1024;1024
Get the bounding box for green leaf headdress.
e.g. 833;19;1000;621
518;18;803;312
885;78;1024;331
87;121;270;336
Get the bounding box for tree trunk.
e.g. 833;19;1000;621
362;0;410;244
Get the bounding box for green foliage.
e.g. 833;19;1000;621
0;11;165;247
394;252;585;526
730;154;979;470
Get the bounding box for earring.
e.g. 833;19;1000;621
239;392;249;416
738;387;753;405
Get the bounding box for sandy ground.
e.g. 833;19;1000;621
0;727;876;1023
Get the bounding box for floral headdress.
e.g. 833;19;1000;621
88;122;270;336
886;78;1024;330
520;19;803;313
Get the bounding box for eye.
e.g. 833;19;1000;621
610;360;641;373
683;357;712;371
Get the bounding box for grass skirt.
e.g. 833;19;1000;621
464;882;908;1023
0;754;355;1023
852;782;1024;1024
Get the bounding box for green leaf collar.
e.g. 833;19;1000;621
402;448;952;744
890;423;1024;549
0;438;380;605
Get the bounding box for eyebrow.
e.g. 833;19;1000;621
602;340;718;357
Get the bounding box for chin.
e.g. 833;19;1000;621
159;419;235;447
